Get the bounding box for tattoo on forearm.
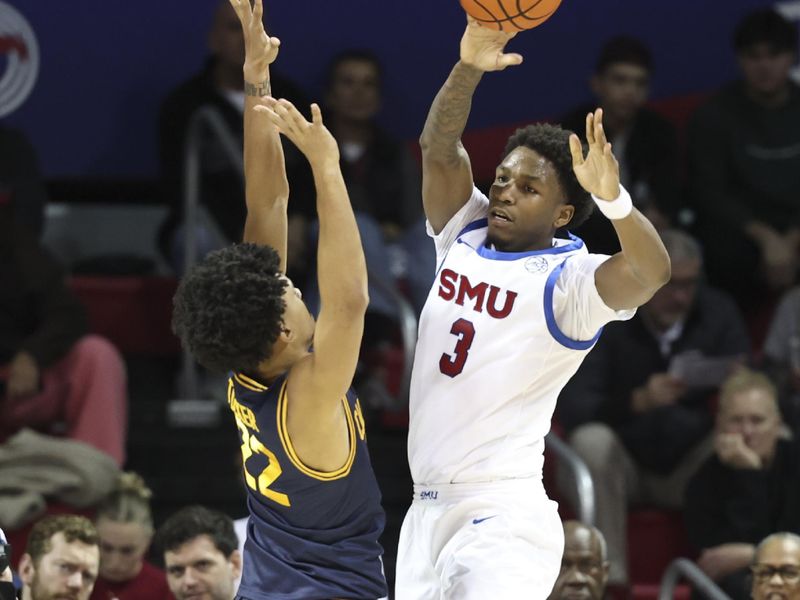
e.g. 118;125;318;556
244;79;271;97
421;62;483;164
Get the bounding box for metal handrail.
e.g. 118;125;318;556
659;558;731;600
180;106;244;400
545;432;596;525
366;269;418;406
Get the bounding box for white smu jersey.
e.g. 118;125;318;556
408;187;635;485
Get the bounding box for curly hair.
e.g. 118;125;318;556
172;243;288;373
502;123;594;229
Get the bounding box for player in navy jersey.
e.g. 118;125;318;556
171;1;387;598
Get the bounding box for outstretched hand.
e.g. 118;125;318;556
569;108;621;201
460;16;523;72
255;99;339;167
229;0;280;85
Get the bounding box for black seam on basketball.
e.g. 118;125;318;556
470;7;556;25
469;0;504;27
515;0;548;21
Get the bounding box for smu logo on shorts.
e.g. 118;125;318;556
419;490;439;501
437;268;518;319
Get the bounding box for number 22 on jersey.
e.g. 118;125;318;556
236;418;291;507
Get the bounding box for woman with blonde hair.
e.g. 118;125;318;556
90;472;173;600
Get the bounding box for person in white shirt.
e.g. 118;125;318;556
395;17;671;600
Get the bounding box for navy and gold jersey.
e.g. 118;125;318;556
228;371;387;600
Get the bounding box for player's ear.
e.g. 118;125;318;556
278;327;294;343
554;204;574;229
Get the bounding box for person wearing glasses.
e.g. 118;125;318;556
684;370;800;600
751;533;800;600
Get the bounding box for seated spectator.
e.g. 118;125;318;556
157;0;314;279
558;229;750;584
18;514;99;600
0;126;48;239
750;533;800;600
688;8;800;309
0;206;127;466
561;35;680;254
548;521;609;600
760;285;800;431
154;506;241;600
685;370;799;600
90;472;172;600
319;48;434;317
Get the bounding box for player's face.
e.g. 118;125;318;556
549;526;607;600
280;276;316;351
752;538;800;600
96;517;150;583
641;257;700;330
488;147;573;252
738;43;794;99
326;59;381;123
591;63;650;125
20;533;99;600
164;535;241;600
718;387;782;463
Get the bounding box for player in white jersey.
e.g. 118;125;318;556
395;18;672;600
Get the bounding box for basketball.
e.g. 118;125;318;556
459;0;563;32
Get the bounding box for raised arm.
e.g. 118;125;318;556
570;109;671;310
257;100;367;409
421;18;522;233
231;0;290;270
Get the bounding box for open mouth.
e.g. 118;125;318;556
490;208;512;223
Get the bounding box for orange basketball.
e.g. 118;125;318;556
459;0;563;31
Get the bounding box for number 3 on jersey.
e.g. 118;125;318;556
439;318;475;377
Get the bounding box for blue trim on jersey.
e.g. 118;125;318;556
543;259;603;350
456;218;489;239
475;232;585;261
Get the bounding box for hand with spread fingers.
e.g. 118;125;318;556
569;108;622;201
460;16;523;72
229;0;280;89
256;99;339;167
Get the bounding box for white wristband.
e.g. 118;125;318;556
592;186;633;220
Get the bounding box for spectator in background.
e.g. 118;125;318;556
320;49;434;317
688;8;800;309
558;229;750;584
90;473;172;600
157;0;314;280
760;285;800;431
548;521;609;600
750;533;800;600
18;515;99;600
0;127;48;239
154;506;240;600
561;35;680;254
685;370;799;600
0;206;127;466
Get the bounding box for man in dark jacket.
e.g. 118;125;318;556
685;369;799;600
558;229;750;583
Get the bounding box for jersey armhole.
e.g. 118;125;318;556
543;260;603;350
275;381;357;481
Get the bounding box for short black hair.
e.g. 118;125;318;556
595;35;653;74
734;8;797;54
154;505;238;559
502;123;594;229
172;243;287;373
325;49;383;90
